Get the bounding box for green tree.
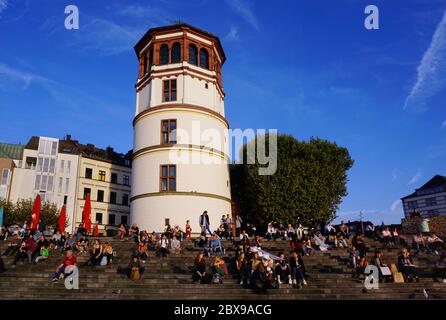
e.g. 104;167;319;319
232;134;354;228
0;198;58;228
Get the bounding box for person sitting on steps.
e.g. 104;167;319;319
236;253;250;285
157;234;170;257
275;253;292;285
209;233;223;256
192;252;207;284
433;254;446;283
136;242;149;263
35;244;50;263
397;248;419;283
103;242;114;265
118;256;145;281
354;255;369;280
87;239;103;266
52;250;77;283
289;252;307;288
170;235;182;254
12;240;28;267
212;254;228;281
370;249;392;282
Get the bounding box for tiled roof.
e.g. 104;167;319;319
0;142;25;160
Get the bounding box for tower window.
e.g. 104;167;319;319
205;83;208;89
200;48;209;69
161;119;177;144
171;42;181;63
189;44;198;65
98;170;106;182
160;165;176;192
147;48;153;72
160;44;169;65
162;79;177;102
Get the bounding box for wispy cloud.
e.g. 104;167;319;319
73;18;144;56
0;63;79;107
224;25;239;41
0;0;8;17
111;4;172;25
408;169;423;186
0;63;34;89
225;0;259;31
441;120;446;130
390;199;401;213
404;10;446;112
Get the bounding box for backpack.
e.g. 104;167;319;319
130;269;141;281
212;273;223;284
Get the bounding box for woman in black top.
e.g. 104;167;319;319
192;252;207;283
88;239;103;266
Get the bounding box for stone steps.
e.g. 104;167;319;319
1;236;444;300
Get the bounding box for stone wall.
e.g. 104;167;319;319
402;216;446;236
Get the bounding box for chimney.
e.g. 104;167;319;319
66;134;71;142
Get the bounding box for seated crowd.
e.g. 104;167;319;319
1;216;446;288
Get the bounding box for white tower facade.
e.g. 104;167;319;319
131;24;232;232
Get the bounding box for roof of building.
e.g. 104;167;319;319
401;175;446;200
134;23;226;63
23;135;132;168
0;142;25;160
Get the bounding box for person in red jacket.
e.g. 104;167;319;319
26;236;37;264
52;250;77;283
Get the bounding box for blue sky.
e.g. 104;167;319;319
0;0;445;224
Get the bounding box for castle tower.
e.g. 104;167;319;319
131;24;231;232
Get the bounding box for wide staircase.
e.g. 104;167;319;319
0;236;445;300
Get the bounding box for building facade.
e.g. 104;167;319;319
9;136;80;232
131;24;232;232
401;175;446;218
5;135;131;234
0;142;24;201
74;145;132;235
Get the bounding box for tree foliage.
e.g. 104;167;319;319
0;198;58;227
231;134;354;228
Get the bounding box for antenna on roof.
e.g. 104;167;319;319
168;18;184;25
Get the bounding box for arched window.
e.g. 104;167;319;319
199;48;209;69
189;44;198;66
146;48;153;72
171;42;181;64
159;44;169;65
